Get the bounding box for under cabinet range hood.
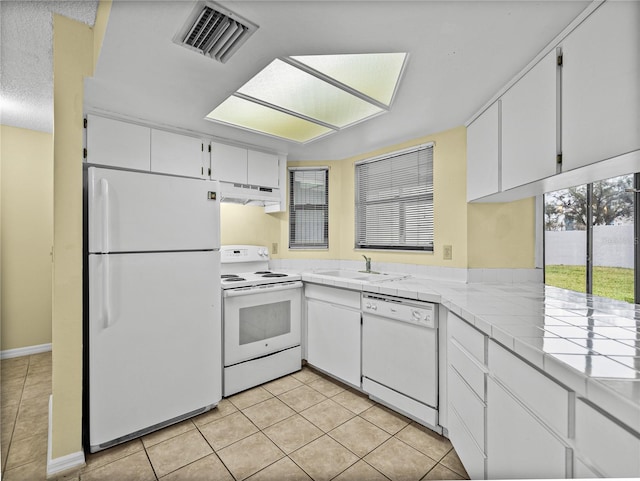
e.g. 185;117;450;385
219;181;280;207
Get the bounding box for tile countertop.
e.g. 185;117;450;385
301;271;640;432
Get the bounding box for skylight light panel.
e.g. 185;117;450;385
291;53;407;106
204;52;407;143
236;59;384;128
206;96;333;143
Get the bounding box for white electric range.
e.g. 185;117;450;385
220;245;302;396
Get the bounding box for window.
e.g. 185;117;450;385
355;144;434;251
289;168;329;249
544;174;637;303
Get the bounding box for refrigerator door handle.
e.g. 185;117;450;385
100;178;110;253
103;256;112;328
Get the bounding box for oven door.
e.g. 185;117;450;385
223;281;302;366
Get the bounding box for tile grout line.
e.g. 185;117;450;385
1;356;30;474
141;444;161;480
194;407;261;480
2;361;467;481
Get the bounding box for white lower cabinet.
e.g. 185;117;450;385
305;285;361;387
486;340;572;479
446;313;488;479
486;376;571;479
574;398;640;478
573;457;602;479
448;405;486;479
489;341;572;438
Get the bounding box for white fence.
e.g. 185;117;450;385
545;225;634;269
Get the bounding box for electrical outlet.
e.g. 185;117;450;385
443;245;452;260
272;242;279;255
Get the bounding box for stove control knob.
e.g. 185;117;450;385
365;302;371;309
412;310;422;321
371;304;377;311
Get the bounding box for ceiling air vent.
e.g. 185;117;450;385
174;2;258;64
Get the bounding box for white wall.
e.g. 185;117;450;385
545;225;634;268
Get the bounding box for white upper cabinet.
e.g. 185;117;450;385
247;150;279;188
211;142;281;189
150;129;205;178
562;0;640;171
467;102;500;201
86;114;151;171
501;49;558;190
210;142;248;184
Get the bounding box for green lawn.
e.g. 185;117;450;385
545;265;634;303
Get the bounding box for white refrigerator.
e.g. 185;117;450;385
86;167;221;452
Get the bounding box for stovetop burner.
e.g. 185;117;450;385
223;277;246;282
262;273;287;278
221;274;241;279
254;271;272;274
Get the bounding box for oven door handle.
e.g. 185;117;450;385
223;281;303;298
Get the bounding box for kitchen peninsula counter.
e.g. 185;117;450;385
302;271;640;431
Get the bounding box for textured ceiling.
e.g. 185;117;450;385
0;1;98;133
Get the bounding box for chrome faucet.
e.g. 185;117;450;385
362;255;372;273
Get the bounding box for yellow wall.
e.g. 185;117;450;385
225;125;536;269
50;6;108;458
281;126;471;267
220;204;281;248
467;198;537;269
0;126;54;351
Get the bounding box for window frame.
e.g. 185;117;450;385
354;143;434;252
543;173;639;304
288;167;329;250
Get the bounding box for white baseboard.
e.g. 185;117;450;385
0;343;52;360
47;395;85;477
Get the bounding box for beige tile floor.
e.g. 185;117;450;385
1;353;469;480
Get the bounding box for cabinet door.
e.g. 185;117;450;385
211;142;248;184
486;378;570;479
306;299;360;386
448;405;486;480
151;129;204;178
86;115;151;171
562;0;640;170
501;49;557;190
575;398;640;478
248;150;279;188
467;102;500;201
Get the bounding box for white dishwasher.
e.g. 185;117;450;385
361;292;439;432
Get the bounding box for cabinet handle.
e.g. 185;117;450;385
102;256;112;328
100;178;110;253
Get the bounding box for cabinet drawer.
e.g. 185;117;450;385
448;339;485;400
487;377;571;480
448;405;485;480
448;313;485;364
574;457;602;479
575;398;640;478
488;340;571;437
448;366;485;450
304;283;360;309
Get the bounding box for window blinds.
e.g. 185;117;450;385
355;145;433;251
289;168;329;249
